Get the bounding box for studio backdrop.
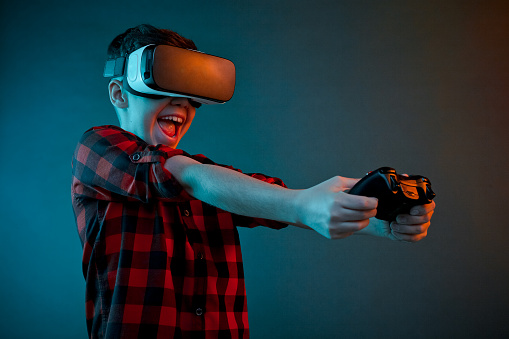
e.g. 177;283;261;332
0;1;507;338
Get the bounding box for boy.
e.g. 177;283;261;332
72;24;435;339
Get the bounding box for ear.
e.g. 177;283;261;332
109;79;128;109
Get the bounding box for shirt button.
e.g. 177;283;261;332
197;252;204;260
183;209;190;217
132;153;141;161
195;308;204;316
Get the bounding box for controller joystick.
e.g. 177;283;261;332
348;167;435;221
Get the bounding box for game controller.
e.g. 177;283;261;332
348;167;435;221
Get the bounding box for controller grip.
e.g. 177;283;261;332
349;167;435;221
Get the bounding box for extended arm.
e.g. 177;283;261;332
165;155;378;239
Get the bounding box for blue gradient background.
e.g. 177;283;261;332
1;1;508;338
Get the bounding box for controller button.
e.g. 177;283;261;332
426;185;436;199
390;176;399;191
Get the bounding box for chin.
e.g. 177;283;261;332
151;133;179;148
163;138;180;148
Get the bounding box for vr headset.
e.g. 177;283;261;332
103;44;236;108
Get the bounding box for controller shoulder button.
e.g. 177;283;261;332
389;175;400;191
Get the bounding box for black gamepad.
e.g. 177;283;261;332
348;167;435;221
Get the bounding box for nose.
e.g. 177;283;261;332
169;97;190;108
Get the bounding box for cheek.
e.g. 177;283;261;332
145;118;156;133
181;110;196;135
141;114;160;143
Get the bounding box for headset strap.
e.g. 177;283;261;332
103;57;126;77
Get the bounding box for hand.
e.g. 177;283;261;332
293;176;378;239
365;201;436;242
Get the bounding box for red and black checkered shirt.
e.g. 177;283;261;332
71;125;287;339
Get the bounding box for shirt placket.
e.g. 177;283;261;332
178;203;208;329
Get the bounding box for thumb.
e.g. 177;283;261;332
341;177;361;190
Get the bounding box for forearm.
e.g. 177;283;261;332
165;155;381;239
165;155;299;224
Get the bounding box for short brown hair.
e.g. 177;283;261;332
107;24;197;59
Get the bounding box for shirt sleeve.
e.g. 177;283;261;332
189;154;289;230
72;125;190;203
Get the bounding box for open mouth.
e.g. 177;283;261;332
157;115;185;138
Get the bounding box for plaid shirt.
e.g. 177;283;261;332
71;125;287;339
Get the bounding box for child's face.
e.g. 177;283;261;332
124;94;196;148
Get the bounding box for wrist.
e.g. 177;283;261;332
287;189;309;228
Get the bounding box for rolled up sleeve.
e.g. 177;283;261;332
72;125;190;202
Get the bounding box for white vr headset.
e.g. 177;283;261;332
103;44;236;108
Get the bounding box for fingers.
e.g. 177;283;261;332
338;191;378;210
390;221;429;242
326;192;378;239
331;206;378;222
409;200;436;216
396;211;433;226
398;201;435;225
392;221;430;235
391;201;435;242
329;219;371;239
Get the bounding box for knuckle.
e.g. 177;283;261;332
329;211;344;223
333;176;343;185
362;199;372;209
423;214;432;222
413;225;425;233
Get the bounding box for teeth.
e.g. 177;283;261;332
159;116;184;124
